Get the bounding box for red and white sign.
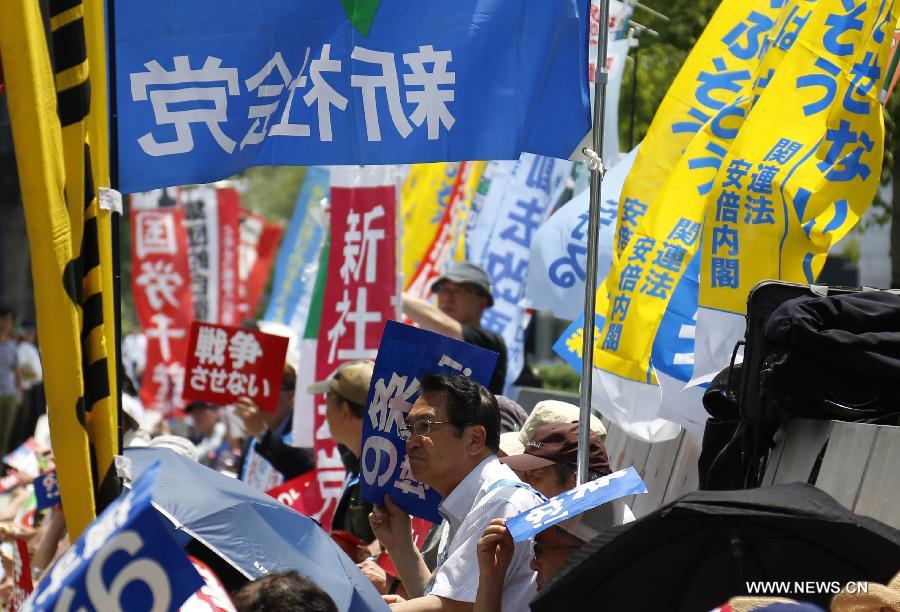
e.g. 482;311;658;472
131;200;195;413
265;470;320;515
180;557;236;612
180;186;242;326
239;210;283;318
183;322;288;413
9;537;32;611
309;166;399;531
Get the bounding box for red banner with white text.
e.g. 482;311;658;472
10;537;32;611
180;186;242;326
239;210;283;318
131;201;194;414
311;167;398;531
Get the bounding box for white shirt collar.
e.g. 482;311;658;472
438;454;497;525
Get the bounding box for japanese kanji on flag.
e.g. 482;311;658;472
112;0;590;193
131;203;195;413
180;185;243;325
10;537;33;612
308;165;399;531
183;322;289;412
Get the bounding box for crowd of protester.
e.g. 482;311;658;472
3;260;896;611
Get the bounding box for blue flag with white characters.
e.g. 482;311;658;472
360;321;498;523
33;470;61;510
113;0;591;193
22;461;202;612
263;167;328;327
506;467;646;542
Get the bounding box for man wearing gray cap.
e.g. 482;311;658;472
402;262;507;394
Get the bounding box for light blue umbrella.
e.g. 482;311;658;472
125;447;387;612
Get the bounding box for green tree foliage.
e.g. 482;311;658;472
618;0;720;149
238;166;308;223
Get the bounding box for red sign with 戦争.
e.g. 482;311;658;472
182;322;288;412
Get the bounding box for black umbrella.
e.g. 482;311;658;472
532;483;900;612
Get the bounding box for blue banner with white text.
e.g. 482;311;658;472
113;0;591;193
360;321;498;522
264;167;329;326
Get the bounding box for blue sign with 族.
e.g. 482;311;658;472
22;461;202;612
113;0;591;193
360;321;498;523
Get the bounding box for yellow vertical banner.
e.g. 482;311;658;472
450;160;487;262
49;0;119;510
0;0;97;536
400;162;463;286
595;0;784;382
700;0;897;314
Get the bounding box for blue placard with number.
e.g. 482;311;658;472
22;461;203;611
360;320;498;522
506;466;647;542
33;470;61;510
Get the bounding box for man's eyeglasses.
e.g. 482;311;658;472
531;540;581;560
398;420;458;441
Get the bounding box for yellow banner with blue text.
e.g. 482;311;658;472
700;0;897;314
595;0;784;382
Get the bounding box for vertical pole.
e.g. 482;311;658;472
577;0;613;486
628;33;639;151
105;0;124;455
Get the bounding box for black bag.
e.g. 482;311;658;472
701;281;900;490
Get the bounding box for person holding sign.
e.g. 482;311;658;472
475;464;646;611
402;263;507;395
368;374;542;611
306;359;376;543
475;516;592;611
234;364;315;481
500;422;611;498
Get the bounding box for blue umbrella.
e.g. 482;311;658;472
125;447;387;612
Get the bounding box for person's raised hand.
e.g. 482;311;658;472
477;518;514;584
357;558;390;594
369;494;413;554
383;593;407;606
233;397;266;437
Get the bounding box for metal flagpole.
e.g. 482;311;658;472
577;0;613;486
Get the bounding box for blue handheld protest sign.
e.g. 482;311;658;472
33;470;61;510
360;320;498;522
506;466;647;542
22;460;203;612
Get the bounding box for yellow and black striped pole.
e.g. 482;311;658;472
0;0;98;537
48;0;121;513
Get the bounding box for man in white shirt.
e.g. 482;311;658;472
369;374;543;611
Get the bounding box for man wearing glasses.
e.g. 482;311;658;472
402;262;507;395
369;374;542;611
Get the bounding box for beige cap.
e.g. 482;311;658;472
498;399;607;456
306;360;375;406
